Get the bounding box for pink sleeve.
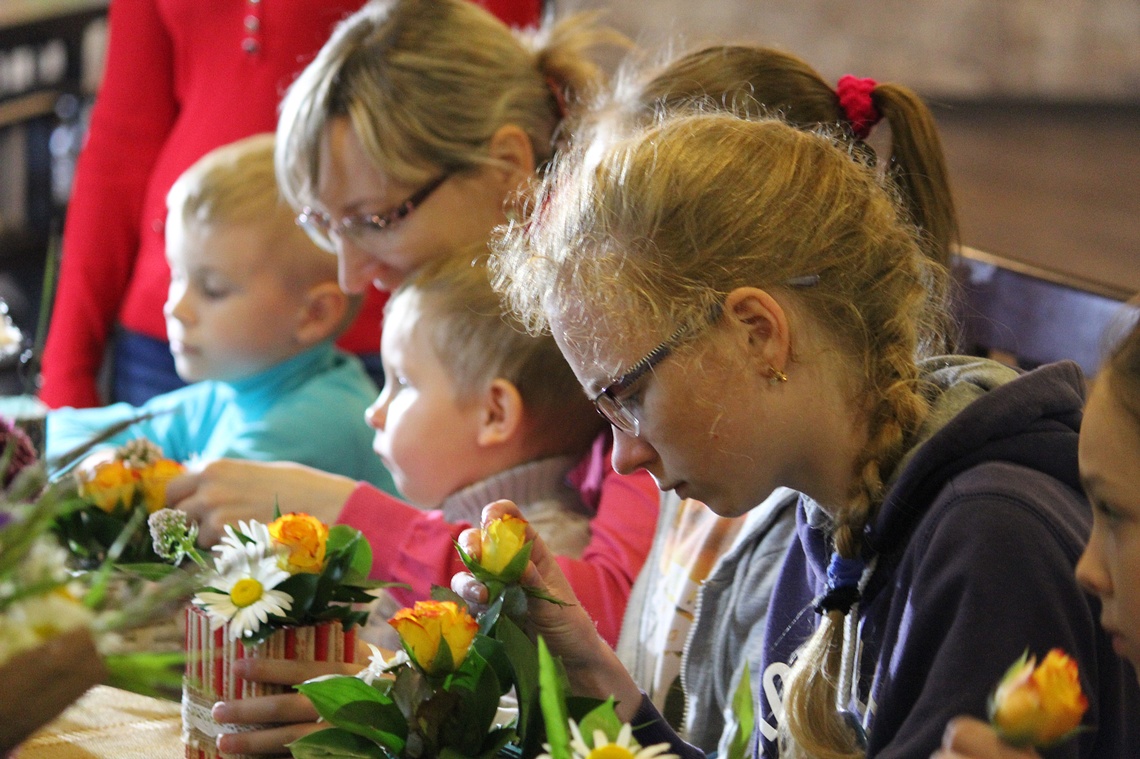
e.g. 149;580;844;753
39;0;177;408
337;434;660;647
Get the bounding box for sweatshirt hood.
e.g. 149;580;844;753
867;357;1086;555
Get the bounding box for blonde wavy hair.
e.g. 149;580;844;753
491;111;950;758
167;133;338;291
276;0;626;208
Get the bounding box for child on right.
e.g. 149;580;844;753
935;309;1140;759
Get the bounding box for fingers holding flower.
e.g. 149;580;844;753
935;717;1041;759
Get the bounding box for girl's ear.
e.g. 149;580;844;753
487;124;536;188
295;282;350;347
723;286;792;376
476;378;525;448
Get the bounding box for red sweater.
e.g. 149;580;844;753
339;433;659;647
40;0;542;408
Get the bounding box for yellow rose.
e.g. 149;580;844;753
388;600;479;675
77;460;137;513
137;458;186;514
991;649;1088;747
479;514;529;578
268;512;329;574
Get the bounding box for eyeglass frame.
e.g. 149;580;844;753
295;172;451;253
592;275;820;437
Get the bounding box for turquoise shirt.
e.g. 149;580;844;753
47;343;396;494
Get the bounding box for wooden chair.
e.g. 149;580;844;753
952;247;1135;377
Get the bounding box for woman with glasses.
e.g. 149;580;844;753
165;3;657;752
452;111;1140;758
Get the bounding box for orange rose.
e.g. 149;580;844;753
479;514;529;580
137;459;186;514
990;649;1088;747
77;460;137;513
389;600;479;676
268;512;329;574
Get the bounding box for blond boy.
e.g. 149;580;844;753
46;134;395;492
367;251;604;548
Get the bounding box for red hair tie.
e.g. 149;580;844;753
836;75;881;139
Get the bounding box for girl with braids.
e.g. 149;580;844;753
453;110;1140;758
164;2;658;754
607;44;961;754
936;310;1140;759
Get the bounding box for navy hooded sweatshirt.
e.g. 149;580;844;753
632;358;1140;758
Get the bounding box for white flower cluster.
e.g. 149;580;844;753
0;539;94;666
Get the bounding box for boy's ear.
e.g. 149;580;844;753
723;286;792;375
476;378;525;448
294;282;349;347
487;124;536;189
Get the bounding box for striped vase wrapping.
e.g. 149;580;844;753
181;606;356;759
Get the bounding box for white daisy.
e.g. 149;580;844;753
539;719;678;759
211;520;275;572
356;644;410;685
194;553;293;640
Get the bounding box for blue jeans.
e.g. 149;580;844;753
111;328;185;405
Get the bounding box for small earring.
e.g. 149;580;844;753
768;366;788;385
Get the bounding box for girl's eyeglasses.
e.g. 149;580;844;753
594;275;819;437
296;173;450;253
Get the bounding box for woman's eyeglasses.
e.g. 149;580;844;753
296;173;450;253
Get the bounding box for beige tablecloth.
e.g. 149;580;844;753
16;685;183;758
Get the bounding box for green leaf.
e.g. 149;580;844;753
288;727;390;759
499;541;533;584
102;651;186;700
578;698;624;745
495;616;540;752
296;675;389;720
537;637;572;759
726;664;755;759
115;562;180;581
332;701;408;751
276;571;321;621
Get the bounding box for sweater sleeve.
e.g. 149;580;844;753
867;467;1109;759
39;0;178;408
630;694;705;759
336;434;660;647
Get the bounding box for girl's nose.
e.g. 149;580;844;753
610;425;657;476
1075;530;1112;599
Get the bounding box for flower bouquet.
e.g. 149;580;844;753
53;437;186;566
0;419;192;751
175;510;388;759
286;514;626;759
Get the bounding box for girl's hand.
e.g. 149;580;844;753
165;459;355;546
931;717;1042;759
212;657;364;756
451;500;643;720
